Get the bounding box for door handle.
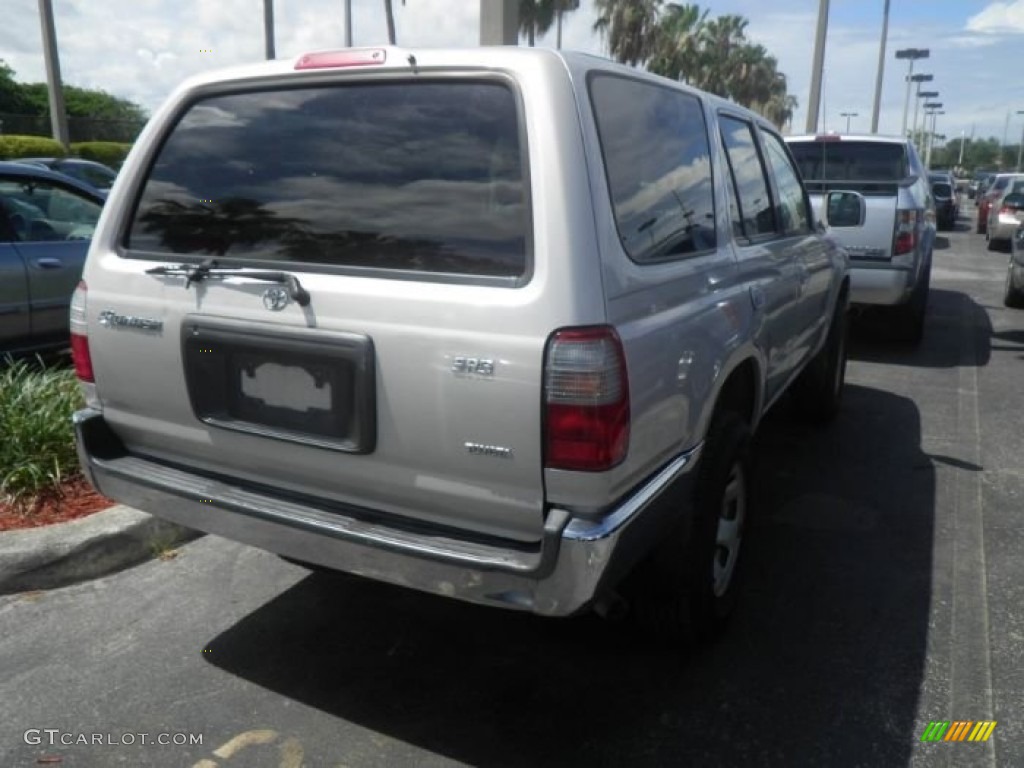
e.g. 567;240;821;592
34;258;63;269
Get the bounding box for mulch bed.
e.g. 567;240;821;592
0;475;115;532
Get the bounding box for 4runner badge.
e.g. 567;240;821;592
97;310;163;332
262;287;289;311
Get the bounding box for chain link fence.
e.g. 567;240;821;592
0;112;145;143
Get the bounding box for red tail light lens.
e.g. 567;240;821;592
544;327;629;471
69;281;94;382
893;210;919;256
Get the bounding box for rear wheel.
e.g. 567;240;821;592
791;294;848;424
629;412;752;647
1005;266;1024;308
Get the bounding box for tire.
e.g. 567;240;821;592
888;264;929;344
791;294;848;424
1005;266;1024;309
629;412;752;647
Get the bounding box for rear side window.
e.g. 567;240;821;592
126;81;529;279
761;131;811;235
589;74;716;261
788;140;908;182
719;115;776;239
932;182;953;197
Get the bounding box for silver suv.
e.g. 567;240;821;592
786;134;935;343
73;47;854;643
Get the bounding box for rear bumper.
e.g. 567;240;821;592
990;216;1021;242
849;262;914;306
74;408;701;617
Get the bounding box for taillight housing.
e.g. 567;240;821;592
70;280;94;382
543;326;630;472
893;210;919;256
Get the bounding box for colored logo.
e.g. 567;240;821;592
920;721;997;742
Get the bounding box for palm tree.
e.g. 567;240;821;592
593;0;665;66
384;0;406;45
519;0;556;47
647;3;707;83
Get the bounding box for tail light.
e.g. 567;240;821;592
544;326;630;471
70;281;94;382
893;210;919;256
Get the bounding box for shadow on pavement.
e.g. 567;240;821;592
205;384;935;768
850;288;992;368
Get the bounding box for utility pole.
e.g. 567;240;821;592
263;0;275;59
896;48;929;137
480;0;518;45
37;0;69;150
1017;110;1024;172
805;0;830;134
344;0;352;46
1003;111;1012;170
870;0;890;133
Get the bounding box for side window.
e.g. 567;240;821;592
589;74;716;261
721;147;745;240
761;131;811;235
0;179;101;242
719;115;776;239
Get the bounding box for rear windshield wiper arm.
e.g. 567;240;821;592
146;259;310;306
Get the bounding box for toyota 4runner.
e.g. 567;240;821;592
73;47;856;642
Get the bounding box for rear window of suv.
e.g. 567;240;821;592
788;140;908;182
126;80;529;280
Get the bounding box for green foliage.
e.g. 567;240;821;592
594;1;797;128
0;134;68;160
71;141;132;168
0;359;84;508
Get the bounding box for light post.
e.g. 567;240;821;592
37;0;69;149
870;0;891;133
923;104;943;168
263;0;275;59
344;0;352;46
915;88;939;153
806;0;831;133
1016;110;1024;172
840;112;859;132
896;48;929;138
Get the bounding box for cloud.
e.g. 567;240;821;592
967;0;1024;33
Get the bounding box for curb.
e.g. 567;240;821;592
0;505;203;596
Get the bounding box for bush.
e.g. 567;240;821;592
71;141;132;168
0;134;68;160
0;359;84;508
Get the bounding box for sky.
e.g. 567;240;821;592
1;0;1023;146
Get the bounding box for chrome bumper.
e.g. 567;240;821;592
74;408;701;617
849;262;914;306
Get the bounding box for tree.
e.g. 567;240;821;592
647;3;707;85
519;0;556;47
0;60;33;114
593;0;665;66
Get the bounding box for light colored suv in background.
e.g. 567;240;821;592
786;134;935;343
73;47;857;644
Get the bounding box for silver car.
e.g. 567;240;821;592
986;177;1024;250
786;134;936;343
1005;225;1024;308
73;47;855;643
0;161;104;353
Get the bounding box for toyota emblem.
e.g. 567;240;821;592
262;287;289;311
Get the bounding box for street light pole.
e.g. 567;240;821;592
1016;110;1024;172
344;0;352;46
805;0;831;134
923;104;943;168
840;112;858;132
916;88;938;153
896;48;929;138
870;0;891;133
37;0;69;149
263;0;275;59
480;0;518;45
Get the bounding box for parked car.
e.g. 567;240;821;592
0;161;105;353
14;158;117;197
976;173;1022;234
1005;225;1024;308
969;171;996;200
786;133;935;343
986;179;1024;250
929;171;958;230
72;47;858;644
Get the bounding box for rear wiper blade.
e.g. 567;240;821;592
146;259;310;307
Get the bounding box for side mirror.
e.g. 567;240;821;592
825;190;866;228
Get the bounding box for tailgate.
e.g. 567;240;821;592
83;74;557;543
807;188;898;260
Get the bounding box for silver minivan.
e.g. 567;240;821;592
73;47;853;644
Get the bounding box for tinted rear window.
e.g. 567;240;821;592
932;183;952;197
788;140;908;182
127;81;529;279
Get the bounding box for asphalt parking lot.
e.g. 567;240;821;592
1;202;1021;768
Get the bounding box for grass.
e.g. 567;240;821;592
0;357;84;509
